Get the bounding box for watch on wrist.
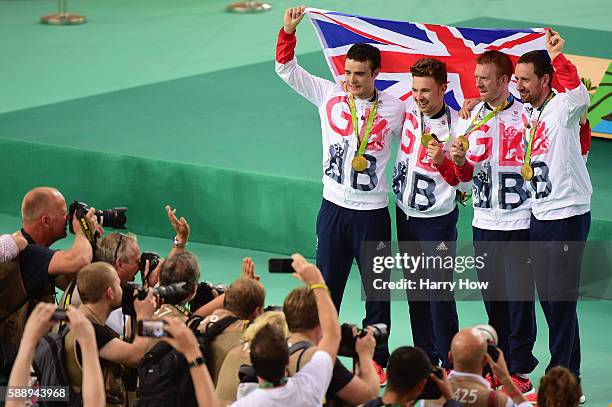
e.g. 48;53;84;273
188;356;205;369
173;236;186;249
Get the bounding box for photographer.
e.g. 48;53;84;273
160;317;220;407
216;311;289;402
57;232;145;336
196;274;265;384
58;204;187;335
232;253;340;406
63;262;156;406
192;257;260;318
283;285;379;405
150;251;200;322
6;303;104;407
0;232;27;263
447;328;529;406
1;187;100;355
363;346;459;407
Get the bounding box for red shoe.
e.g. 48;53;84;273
373;361;387;387
503;374;535;396
524;392;538;405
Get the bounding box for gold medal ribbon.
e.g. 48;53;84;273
348;91;378;159
420;104;452;147
464;95;512;137
523;92;555;169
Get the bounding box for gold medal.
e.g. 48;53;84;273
421;133;439;148
521;164;534;181
457;135;469;151
352;155;367;172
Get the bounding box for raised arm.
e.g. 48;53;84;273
291;253;340;362
163;317;219;407
547;29;589;126
5;303;56;407
66;306;105;407
275;6;335;106
166;205;190;259
48;210;98;276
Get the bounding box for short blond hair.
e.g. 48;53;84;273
77;262;117;304
243;311;288;343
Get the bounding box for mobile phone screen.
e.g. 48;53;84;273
268;258;295;273
137;320;166;337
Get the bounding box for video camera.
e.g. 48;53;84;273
122;282;189;317
338;322;388;358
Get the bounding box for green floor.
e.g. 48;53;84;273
1;0;611;404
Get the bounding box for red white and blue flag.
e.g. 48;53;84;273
306;8;547;110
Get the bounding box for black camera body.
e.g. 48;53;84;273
487;344;500;362
139;252;161;283
338;322;388;358
417;366;443;400
263;305;282;313
122;282;189;317
68;201;128;233
189;281;227;312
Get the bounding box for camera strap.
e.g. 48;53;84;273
173;304;191;317
288;340;312;371
59;280;78;328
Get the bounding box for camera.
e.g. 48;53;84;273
189;281;227;312
139;252;161;283
338;322;388;358
417;366;443;400
475;323;500;361
122;282;189;317
475;323;500;379
68;201;128;233
50;309;68;322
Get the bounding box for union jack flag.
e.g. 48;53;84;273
306;8;548;110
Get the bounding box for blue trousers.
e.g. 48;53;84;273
316;199;391;366
530;211;590;376
472;227;538;375
396;206;459;369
